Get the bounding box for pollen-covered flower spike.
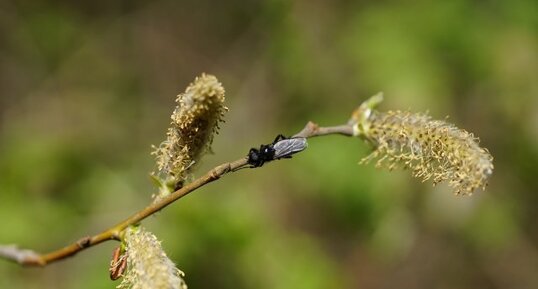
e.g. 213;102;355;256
349;93;493;195
151;73;227;198
117;226;187;289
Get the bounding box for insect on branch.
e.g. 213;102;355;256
0;121;354;267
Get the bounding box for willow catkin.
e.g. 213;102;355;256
117;227;187;289
350;93;493;195
151;74;227;195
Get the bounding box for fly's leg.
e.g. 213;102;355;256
273;134;287;144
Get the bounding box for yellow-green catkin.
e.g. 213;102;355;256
349;93;493;195
117;227;187;289
151;74;227;197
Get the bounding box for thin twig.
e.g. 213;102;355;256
0;121;354;267
293;121;353;138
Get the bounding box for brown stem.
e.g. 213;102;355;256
0;121;354;266
293;121;354;138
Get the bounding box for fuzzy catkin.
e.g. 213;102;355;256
152;74;227;189
351;94;493;195
117;227;187;289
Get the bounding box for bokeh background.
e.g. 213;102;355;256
1;1;537;288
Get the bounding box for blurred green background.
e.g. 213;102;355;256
1;0;537;288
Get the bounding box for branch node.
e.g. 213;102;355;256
111;230;122;241
77;236;91;248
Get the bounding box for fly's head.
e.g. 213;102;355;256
247;143;276;167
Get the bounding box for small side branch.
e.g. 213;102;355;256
0;121;354;266
294;121;354;138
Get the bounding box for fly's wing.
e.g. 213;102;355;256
272;138;308;159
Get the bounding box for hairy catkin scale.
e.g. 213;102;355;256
117;227;187;289
350;94;493;195
151;74;227;195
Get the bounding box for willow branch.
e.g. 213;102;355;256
0;121;353;267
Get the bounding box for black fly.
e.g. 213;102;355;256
247;134;308;168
